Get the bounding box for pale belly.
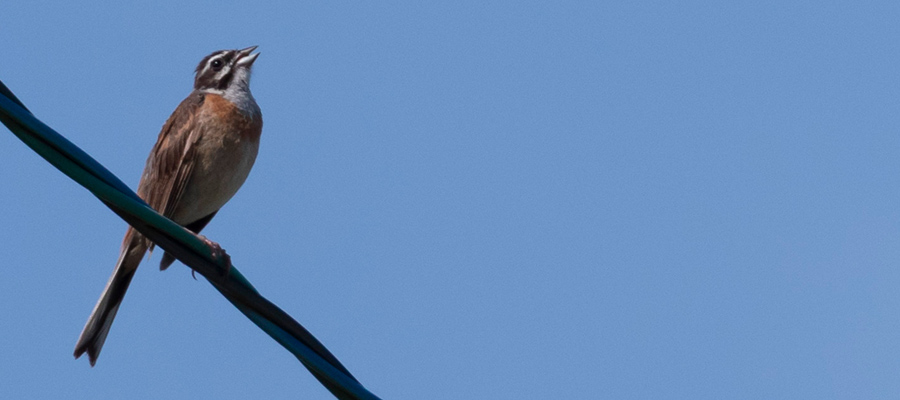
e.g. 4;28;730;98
171;132;259;225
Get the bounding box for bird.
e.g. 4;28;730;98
74;46;263;366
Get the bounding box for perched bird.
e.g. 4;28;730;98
74;46;263;366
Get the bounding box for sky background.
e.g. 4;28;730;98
1;1;899;399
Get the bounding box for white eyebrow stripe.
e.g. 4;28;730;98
200;53;228;76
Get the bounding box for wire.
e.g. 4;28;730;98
0;80;381;400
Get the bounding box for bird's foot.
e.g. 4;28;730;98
197;234;232;281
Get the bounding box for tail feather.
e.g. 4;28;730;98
159;252;177;271
74;229;147;366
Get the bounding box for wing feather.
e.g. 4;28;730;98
136;92;206;252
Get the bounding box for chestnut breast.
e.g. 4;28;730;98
171;93;262;224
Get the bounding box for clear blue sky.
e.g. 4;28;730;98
1;1;898;399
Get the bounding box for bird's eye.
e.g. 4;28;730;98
211;59;223;71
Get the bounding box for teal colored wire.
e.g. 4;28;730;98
0;81;381;400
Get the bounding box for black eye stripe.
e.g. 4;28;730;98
193;50;241;91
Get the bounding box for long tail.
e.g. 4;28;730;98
74;228;148;366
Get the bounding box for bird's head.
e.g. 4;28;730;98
193;46;259;92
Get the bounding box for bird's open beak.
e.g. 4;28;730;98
236;46;260;67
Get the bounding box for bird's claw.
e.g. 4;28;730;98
197;234;232;281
